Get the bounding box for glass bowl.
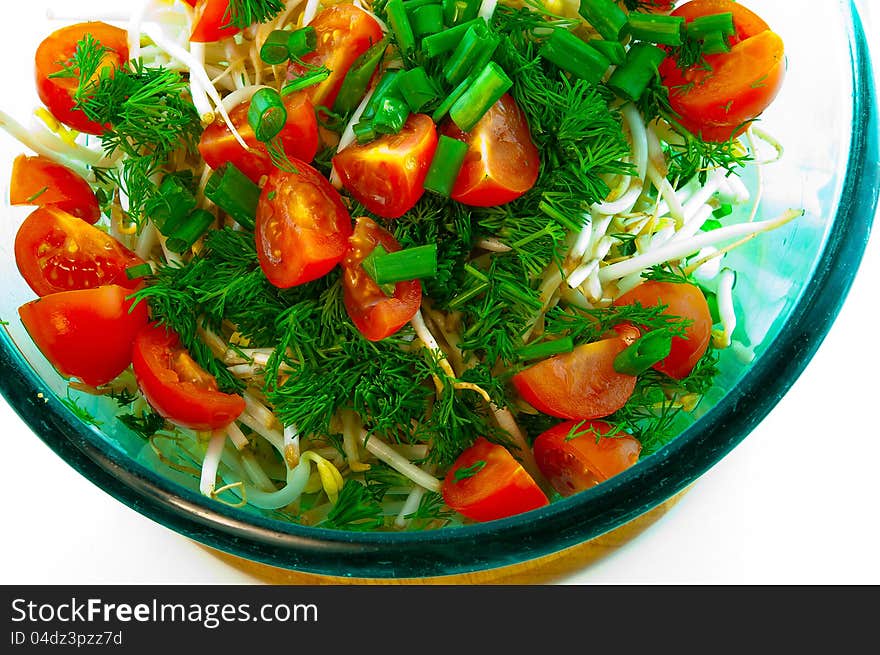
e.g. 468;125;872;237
0;0;877;579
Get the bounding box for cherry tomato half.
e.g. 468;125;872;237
512;328;639;420
198;91;319;184
132;323;246;431
286;3;384;110
442;437;549;523
533;420;642;497
613;280;713;380
18;284;148;387
255;163;353;288
333;113;438;219
441;93;540;207
342;217;422;341
9;155;101;224
659;0;785;142
14;207;144;298
35;22;129;135
190;0;240;43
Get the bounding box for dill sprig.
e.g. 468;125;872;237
319;480;385;531
226;0;286;29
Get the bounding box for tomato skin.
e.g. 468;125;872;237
132;323;246;431
613;281;713;380
198;92;319;183
533;420;642;497
659;0;785;142
14;207;144;298
512;333;637;420
190;0;240;43
342;217;422;341
35;22;129;134
10;155;101;224
18;285;148;387
441;94;540;207
286;4;384;110
333;113;438;219
442;437;549;522
255;163;353;288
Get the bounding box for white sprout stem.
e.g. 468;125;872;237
283;424;300;468
330;86;376;188
395;464;436;528
227;455;312;509
476;237;512;252
715;268;737;348
199;429;227;496
237;413;285;454
301;0;320;25
598;209;803;285
239;451;277;492
359;430;442;492
648;162;686;224
478;0;499;20
568;213;594;263
745;128;765;223
490;404;544;486
187;42;215;123
126;0;152;61
669;204;714;244
622;103;649;180
591;181;642;216
134;220;159;260
220;84;271;112
0;111;93;179
226;421;250;450
243;390;277;427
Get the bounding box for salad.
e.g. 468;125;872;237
2;0;799;530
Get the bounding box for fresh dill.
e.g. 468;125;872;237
319;480;384;531
226;0;286;29
61;391;102;428
118;410;167;439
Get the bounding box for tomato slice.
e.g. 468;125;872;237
613;280;713;380
35;22;129;135
512;332;638;420
533;420;642;497
9;155;101;224
14;207;144;298
442;437;549;522
255;163;353;288
198;91;319;183
286;3;384;110
333;113;438;219
132;323;246;431
18;285;148;387
342;217;422;341
441;93;540;207
659;0;785;142
190;0;240;43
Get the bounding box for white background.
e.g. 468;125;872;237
1;1;878;584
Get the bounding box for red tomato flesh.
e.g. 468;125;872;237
442;437;549;522
35;22;129;134
441;93;540;207
190;0;240;43
255;163;353;288
14;207;144;298
342;217;422;341
132;323;246;431
533;420;642;497
333;113;438;219
10;155;101;224
18;285;148;387
198;91;319;184
613;280;713;380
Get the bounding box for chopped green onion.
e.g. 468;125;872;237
373;96;411;134
421;17;484;58
423;135;468;196
125;263;153;281
362;71;402;122
403;0;440;11
397;67;440;112
700;30;731;54
333;37;389;114
248;87;287;142
700;218;724;232
150;175;196;232
260;30;292;65
449;61;512;132
411;4;444;37
442;0;480;25
712;203;733;218
165;209;216;254
281;66;331;95
287;26;317;59
353;121;377;144
627;13;685;46
606;42;667;102
704;292;721;324
362;244;438;285
431;74;473;123
204;163;261;231
386;0;417;55
516;336;575;362
540;29;611;85
578;0;628;41
443;21;500;87
686;12;735;40
613;330;673;375
589;39;626;66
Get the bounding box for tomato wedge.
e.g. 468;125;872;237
255;163;353;288
659;0;785;142
512;329;638;420
342;217;422;341
9;155;101;224
286;3;384;110
613;280;713;380
18;285;148;387
132;323;246;431
198;91;319;184
442;437;549;522
441;93;540;207
333;113;438;219
533;420;642;497
190;0;240;43
35;22;129;134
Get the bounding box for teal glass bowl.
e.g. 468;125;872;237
0;0;877;578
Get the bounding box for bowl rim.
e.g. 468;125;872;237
1;0;878;579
